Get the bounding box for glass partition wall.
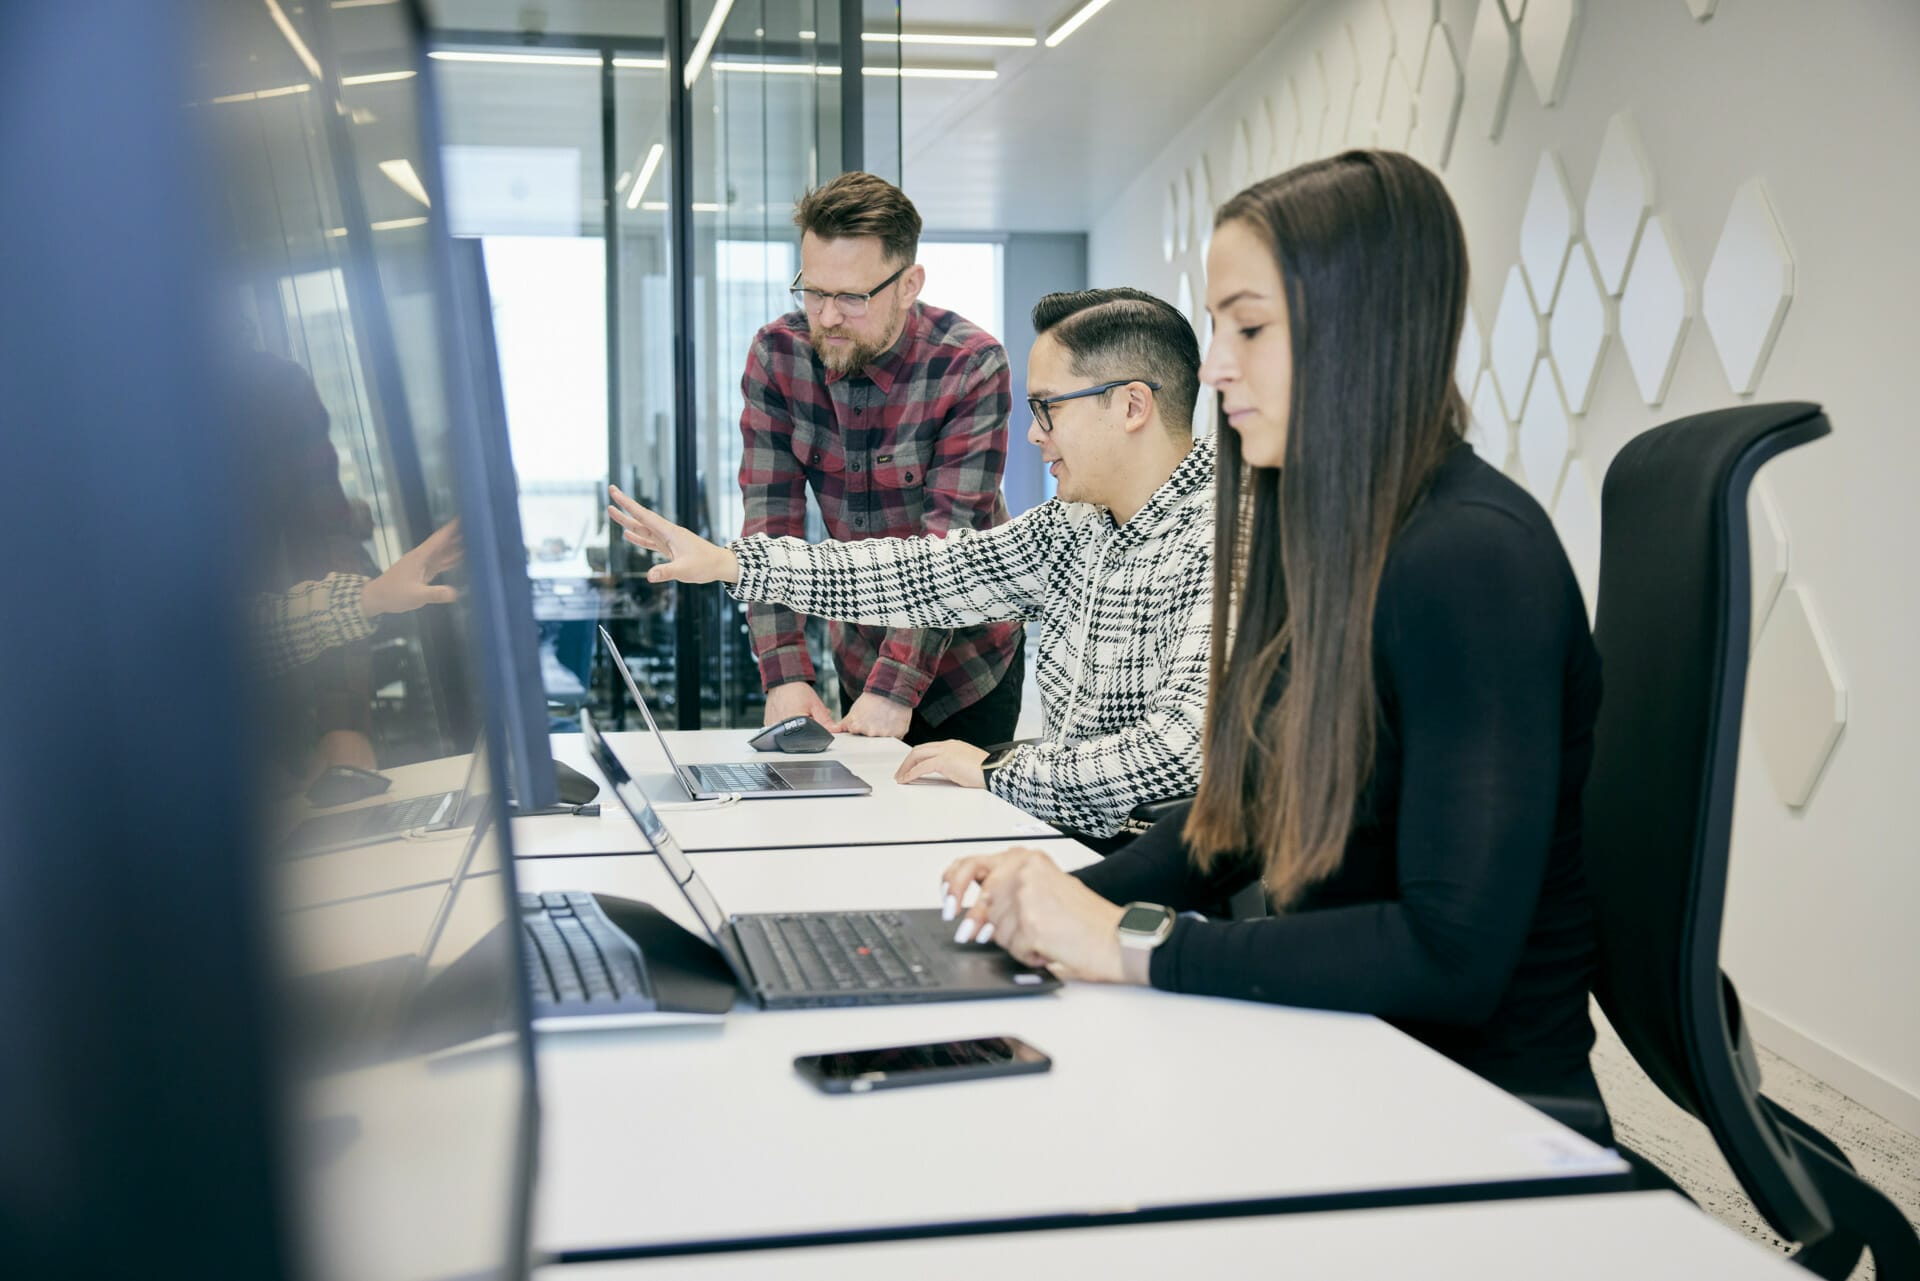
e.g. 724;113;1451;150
427;0;900;728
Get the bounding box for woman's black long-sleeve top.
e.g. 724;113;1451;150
1077;445;1605;1104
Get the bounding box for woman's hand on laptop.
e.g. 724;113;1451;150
938;847;1128;983
608;485;740;585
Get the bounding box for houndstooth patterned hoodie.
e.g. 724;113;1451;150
728;435;1215;837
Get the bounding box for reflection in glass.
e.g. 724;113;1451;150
197;0;535;1276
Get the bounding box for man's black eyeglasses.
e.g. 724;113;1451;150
789;264;909;318
1027;379;1162;433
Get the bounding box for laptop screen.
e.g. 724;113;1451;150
597;624;697;790
579;711;742;957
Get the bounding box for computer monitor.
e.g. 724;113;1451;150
0;1;538;1276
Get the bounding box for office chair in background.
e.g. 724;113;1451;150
1581;401;1918;1278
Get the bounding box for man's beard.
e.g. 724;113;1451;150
812;307;897;374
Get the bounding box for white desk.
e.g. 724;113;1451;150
538;1192;1800;1279
516;729;1063;858
516;844;1630;1261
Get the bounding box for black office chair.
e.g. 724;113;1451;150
1583;401;1918;1278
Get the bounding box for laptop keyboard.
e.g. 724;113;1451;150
518;891;655;1011
692;762;785;793
735;911;939;995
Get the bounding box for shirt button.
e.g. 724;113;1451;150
853;516;866;529
851;460;863;472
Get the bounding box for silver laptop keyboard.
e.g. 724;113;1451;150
736;912;938;994
693;762;785;792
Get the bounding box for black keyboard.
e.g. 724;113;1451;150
691;762;785;793
735;911;939;995
518;891;656;1016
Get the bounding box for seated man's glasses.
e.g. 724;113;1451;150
1027;379;1162;434
789;264;909;319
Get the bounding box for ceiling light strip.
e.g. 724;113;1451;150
625;143;666;211
1045;0;1116;48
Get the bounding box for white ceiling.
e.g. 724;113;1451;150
419;0;1310;235
893;0;1312;232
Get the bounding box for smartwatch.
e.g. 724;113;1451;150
1116;902;1176;985
979;744;1022;785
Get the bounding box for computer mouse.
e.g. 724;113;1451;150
747;715;834;754
305;764;393;808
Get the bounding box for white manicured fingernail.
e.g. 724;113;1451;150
942;894;957;921
954;918;977;944
975;923;994;946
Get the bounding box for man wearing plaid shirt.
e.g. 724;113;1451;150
737;171;1023;748
610;288;1213;841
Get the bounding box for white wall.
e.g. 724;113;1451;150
1090;0;1920;1133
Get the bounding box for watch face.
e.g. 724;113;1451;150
1119;905;1169;934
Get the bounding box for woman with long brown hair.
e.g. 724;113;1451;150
940;150;1606;1115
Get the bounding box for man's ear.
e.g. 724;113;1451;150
900;263;926;308
1122;381;1156;435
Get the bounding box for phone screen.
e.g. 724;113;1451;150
795;1036;1049;1090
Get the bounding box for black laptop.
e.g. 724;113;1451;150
581;710;1059;1008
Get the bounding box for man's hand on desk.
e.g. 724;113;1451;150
834;690;913;739
895;739;987;788
765;681;836;728
607;485;739;585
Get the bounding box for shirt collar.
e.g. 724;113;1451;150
822;302;922;393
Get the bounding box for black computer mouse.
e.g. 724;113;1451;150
305;764;393;808
747;715;834;754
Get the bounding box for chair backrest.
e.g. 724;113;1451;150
1583;401;1833;1244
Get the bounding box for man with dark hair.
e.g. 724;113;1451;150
610;286;1216;842
735;170;1024;748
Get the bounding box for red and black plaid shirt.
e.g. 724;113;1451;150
738;301;1021;724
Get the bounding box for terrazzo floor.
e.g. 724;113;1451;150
1591;1007;1920;1280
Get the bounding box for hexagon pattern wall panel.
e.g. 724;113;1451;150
1388;0;1440;73
1519;150;1578;313
1273;78;1302;172
1299;53;1330;161
1749;477;1790;636
1192;156;1214;252
1175;170;1192;254
1378;57;1418;151
1467;371;1509;467
1457;296;1486;398
1413;22;1465;169
1248;99;1274;183
1161;184;1177;263
1684;0;1719;18
1520;0;1580;107
1350;0;1398;147
1322;25;1361;151
1517;357;1571;506
1585;112;1653;294
1229;120;1252;192
1552;458;1601;620
1549;243;1613;414
1617;213;1692;405
1703;177;1795;395
1489;264;1542;419
1750;585;1847;808
1466;0;1519;142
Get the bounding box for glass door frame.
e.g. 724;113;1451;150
427;3;882;727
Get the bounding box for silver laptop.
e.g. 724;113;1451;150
596;625;869;799
284;747;482;857
581;711;1059;1008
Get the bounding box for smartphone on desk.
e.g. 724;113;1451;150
794;1035;1051;1094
